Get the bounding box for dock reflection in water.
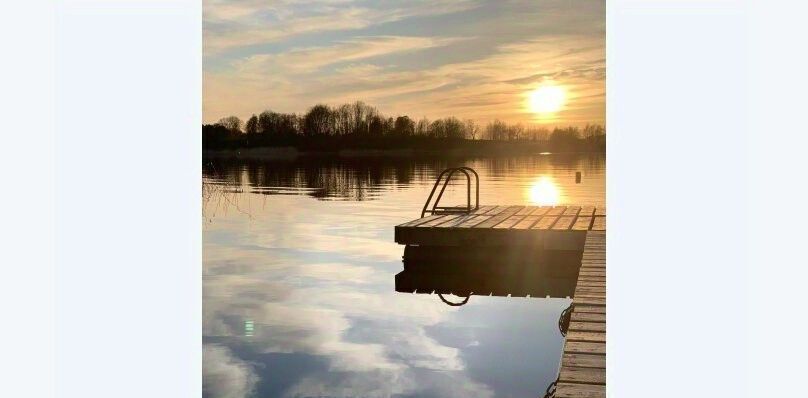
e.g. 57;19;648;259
397;245;581;302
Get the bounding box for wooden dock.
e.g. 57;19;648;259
395;205;605;250
394;204;606;397
556;231;605;398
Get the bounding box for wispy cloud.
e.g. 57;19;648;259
204;0;481;54
233;36;464;74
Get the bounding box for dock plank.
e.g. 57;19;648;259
547;206;568;216
564;341;605;355
435;214;478;228
532;216;559;230
397;214;444;227
473;206;523;228
559;367;605;385
484;206;508;215
567;331;606;343
556;383;605;398
473;205;495;214
456;215;491;228
493;215;526;229
420;215;461;227
573;305;606;314
530;206;552;216
562;353;606;369
563;206;582;216
552;216;576;230
572;216;593;231
578;206;596;217
516;206;536;216
591;216;606;231
569;321;605;332
512;215;540;229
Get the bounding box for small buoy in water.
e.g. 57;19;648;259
575;172;582;183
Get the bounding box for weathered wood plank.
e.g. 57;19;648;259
552;216;576;230
572;305;606;314
591;216;606;230
572;216;593;231
547;206;568;216
576;281;605;287
532;216;558;230
577;276;606;283
530;206;552;216
594;207;606;216
567;331;606;343
435;214;479;228
556;382;605;398
484;206;508;215
473;205;495;214
397;214;444;227
563;206;582;216
493;215;525;229
420;214;461;227
569;321;606;332
562;353;606;369
564;341;606;355
578;206;596;217
512;215;540;229
574;296;606;306
575;287;605;296
453;215;490;228
559;367;605;385
572;312;605;322
516;206;536;216
473;206;522;228
579;266;605;272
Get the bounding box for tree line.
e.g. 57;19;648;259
203;101;605;152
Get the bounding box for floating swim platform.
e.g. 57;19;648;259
395;205;605;250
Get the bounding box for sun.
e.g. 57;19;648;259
527;84;566;116
527;176;561;206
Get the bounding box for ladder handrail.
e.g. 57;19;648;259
420;167;479;217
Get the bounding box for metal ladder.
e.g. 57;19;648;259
421;167;480;218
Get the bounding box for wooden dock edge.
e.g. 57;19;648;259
556;230;605;398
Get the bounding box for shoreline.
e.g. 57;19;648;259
203;146;605;160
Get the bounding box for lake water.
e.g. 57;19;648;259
203;153;605;398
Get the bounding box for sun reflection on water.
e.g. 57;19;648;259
527;176;561;205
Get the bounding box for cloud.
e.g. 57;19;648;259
233;36;463;75
203;344;258;398
204;0;481;54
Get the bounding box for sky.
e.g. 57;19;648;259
203;0;605;127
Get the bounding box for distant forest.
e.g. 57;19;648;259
203;101;605;153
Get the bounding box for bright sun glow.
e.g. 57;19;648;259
528;176;561;205
528;84;566;115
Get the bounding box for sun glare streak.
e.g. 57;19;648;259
527;84;566;116
527;176;561;206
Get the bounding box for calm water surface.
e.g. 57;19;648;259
203;154;605;398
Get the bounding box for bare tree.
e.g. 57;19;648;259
485;119;507;140
416;117;430;136
217;116;243;133
464;119;479;140
245;114;259;135
303;104;333;136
